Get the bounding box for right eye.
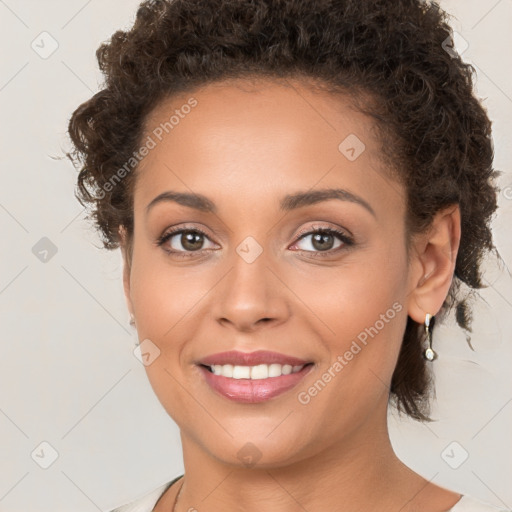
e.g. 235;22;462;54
157;227;217;257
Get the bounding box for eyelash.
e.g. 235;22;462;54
156;224;354;259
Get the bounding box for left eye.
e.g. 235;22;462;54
290;228;351;254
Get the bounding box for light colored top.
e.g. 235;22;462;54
108;477;511;512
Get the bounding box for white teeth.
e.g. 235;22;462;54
221;364;233;377
210;363;306;379
251;364;268;379
232;365;250;379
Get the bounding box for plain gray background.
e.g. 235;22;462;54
0;0;511;510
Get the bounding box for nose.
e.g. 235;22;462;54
211;251;290;333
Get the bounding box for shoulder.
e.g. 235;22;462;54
107;476;182;512
450;495;511;512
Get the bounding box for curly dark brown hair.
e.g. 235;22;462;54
66;0;502;422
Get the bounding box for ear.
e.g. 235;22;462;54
406;204;461;324
119;226;135;320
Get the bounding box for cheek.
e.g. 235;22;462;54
128;248;219;352
300;240;407;334
128;256;206;419
301;240;409;385
291;251;408;432
129;241;179;321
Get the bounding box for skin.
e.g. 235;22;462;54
120;77;462;512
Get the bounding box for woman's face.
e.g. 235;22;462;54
123;78;425;467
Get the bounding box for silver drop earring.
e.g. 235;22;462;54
129;314;140;348
423;313;437;361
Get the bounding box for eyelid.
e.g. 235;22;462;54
293;222;353;241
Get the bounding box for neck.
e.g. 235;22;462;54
172;403;433;512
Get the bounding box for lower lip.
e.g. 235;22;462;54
198;364;314;403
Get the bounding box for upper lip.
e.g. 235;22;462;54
197;350;312;367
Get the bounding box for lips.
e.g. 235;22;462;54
198;363;314;403
195;350;315;403
197;350;312;367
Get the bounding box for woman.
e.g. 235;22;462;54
65;0;509;511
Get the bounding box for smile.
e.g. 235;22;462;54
198;362;314;403
205;363;307;379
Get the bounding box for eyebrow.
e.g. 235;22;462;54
146;187;376;218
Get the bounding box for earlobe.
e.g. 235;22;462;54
407;204;461;324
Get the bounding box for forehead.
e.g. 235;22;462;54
135;77;404;217
142;77;375;151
